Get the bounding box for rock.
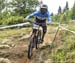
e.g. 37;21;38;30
0;58;11;63
2;39;12;44
1;39;15;48
0;45;10;49
44;59;53;63
10;44;15;47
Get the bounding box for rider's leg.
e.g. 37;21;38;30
41;25;47;42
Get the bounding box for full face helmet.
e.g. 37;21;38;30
40;4;48;14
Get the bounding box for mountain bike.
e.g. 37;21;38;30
28;25;42;59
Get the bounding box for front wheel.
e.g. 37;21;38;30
28;42;33;59
28;35;34;59
36;30;42;49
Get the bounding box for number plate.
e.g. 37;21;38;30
33;24;39;29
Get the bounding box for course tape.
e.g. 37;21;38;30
60;26;75;34
0;22;75;34
0;22;30;29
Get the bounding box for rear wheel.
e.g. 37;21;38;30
38;30;42;43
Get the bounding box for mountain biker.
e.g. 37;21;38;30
25;4;52;43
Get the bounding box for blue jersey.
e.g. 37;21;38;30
26;10;51;22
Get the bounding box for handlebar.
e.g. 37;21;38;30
25;19;59;25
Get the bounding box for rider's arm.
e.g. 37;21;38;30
25;11;38;19
47;11;51;23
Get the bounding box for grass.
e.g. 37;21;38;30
0;24;58;39
0;27;32;39
47;21;75;63
67;21;75;31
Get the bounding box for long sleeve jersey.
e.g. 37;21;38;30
26;10;51;22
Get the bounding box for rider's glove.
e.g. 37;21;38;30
48;21;52;24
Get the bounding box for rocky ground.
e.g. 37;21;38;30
0;26;61;63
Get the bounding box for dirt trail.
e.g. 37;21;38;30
0;26;59;63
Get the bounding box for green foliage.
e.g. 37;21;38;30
59;22;75;62
52;1;72;23
0;0;5;11
0;16;24;25
10;0;39;16
0;0;5;19
63;1;69;13
66;51;75;60
62;10;72;23
52;10;72;23
47;21;75;63
0;0;39;16
52;14;62;22
0;0;39;25
58;6;62;14
71;2;75;19
51;16;56;22
65;1;69;10
52;51;65;61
